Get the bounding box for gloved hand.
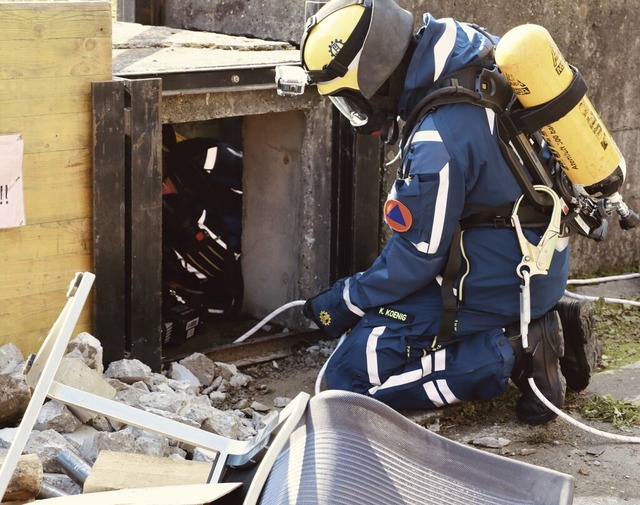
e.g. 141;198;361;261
303;278;362;338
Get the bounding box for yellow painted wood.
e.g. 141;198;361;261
22;150;92;224
0;111;93;156
0;76;94;118
0;36;112;80
0;1;112;354
0;3;112;41
0;219;92;265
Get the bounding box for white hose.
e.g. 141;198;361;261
538;272;640;442
564;272;640;307
528;378;640;443
314;334;346;395
233;300;306;343
566;272;640;285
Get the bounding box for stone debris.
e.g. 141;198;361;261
471;436;511;449
0;335;284;500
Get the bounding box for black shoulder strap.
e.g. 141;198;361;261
438;224;463;342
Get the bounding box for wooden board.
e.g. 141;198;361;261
0;3;112;42
125;78;163;371
0;1;111;353
92;80;126;365
83;452;214;493
36;483;240;505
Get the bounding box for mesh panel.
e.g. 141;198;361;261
259;391;573;505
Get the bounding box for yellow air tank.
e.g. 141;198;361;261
495;24;625;192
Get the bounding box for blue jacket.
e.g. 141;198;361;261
321;15;569;340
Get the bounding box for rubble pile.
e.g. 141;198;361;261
0;333;293;501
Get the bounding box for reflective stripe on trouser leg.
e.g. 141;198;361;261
325;325;514;410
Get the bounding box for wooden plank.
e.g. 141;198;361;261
35;483;241;505
83;452;214;493
1;252;98;349
126;78;162;370
0;111;93;155
2;311;92;357
92;80;126;366
0;37;111;80
0;3;112;42
0;219;91;264
0;76;93;118
0;0;112;359
0;250;92;301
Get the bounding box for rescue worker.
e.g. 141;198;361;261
299;0;597;424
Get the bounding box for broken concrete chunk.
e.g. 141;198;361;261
124;427;171;458
23;429;76;473
249;401;270;412
88;415;115;433
471;436;511;449
0;372;31;426
168;362;202;387
213;362;241;381
141;406;200;429
229;371;252;388
113;383;147;409
166;378;200;396
0;343;25;375
104;359;153;386
209;391;227;405
273;397;292;408
65;332;105;375
90;431;137;464
54;358;117;423
63;424;100;462
35;400;82;434
178;395;216;426
201;409;257;441
138;390;191;415
179;353;217;386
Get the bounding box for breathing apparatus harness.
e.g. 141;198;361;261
393;26;640;443
396;24;638;340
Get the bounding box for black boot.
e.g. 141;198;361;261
556;297;600;392
509;311;565;425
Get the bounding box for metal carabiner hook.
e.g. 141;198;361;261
511;185;562;278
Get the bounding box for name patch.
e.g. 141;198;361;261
377;307;415;323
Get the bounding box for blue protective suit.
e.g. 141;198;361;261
320;15;570;410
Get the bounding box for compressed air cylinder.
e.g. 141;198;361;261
495;24;625;189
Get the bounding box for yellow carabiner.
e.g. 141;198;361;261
511;185;562;278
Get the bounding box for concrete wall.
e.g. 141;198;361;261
165;0;640;275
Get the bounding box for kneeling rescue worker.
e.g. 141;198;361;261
296;0;606;424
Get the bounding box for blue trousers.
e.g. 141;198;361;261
324;291;515;410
